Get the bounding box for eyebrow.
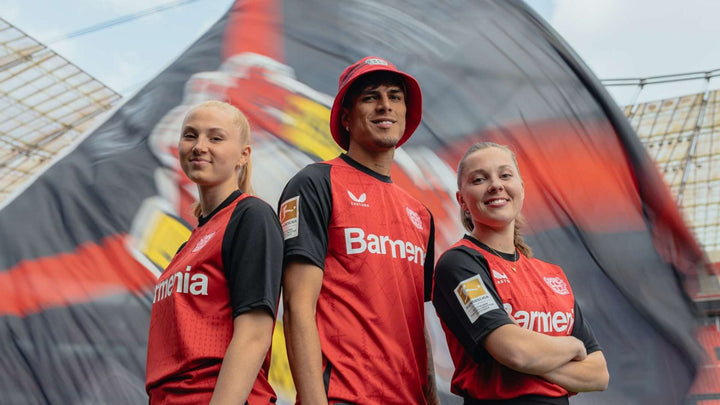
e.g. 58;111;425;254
182;125;229;135
467;165;515;175
360;85;404;95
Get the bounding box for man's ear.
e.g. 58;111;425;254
341;107;350;130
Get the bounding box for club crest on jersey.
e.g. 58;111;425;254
544;276;570;295
406;207;423;230
492;269;509;284
347;190;370;207
191;231;216;253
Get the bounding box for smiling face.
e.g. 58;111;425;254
341;73;407;153
178;104;250;195
456;145;525;234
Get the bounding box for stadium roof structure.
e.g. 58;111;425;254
0;17;121;204
620;83;720;263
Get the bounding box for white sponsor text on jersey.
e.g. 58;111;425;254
153;265;208;303
344;227;425;265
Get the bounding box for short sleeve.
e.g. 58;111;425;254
432;246;513;360
222;196;284;318
571;301;602;354
277;163;332;269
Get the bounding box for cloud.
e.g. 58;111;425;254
543;0;720;103
550;0;720;78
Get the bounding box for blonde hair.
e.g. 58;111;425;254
456;142;533;258
185;100;254;218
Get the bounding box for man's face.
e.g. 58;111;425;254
341;81;407;153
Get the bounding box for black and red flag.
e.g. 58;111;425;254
0;1;709;403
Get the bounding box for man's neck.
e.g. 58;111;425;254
346;147;395;176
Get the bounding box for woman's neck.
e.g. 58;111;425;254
471;223;516;254
197;183;237;217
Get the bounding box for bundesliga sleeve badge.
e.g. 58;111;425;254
454;275;499;323
279;196;299;240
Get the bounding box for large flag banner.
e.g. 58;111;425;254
0;0;709;404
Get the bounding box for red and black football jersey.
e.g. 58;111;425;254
432;235;601;403
146;191;283;404
279;154;435;404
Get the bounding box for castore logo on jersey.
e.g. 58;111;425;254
347;190;370;207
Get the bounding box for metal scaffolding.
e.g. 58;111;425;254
0;17;121;203
622;88;720;258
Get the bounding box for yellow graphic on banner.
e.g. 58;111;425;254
282;94;342;160
140;212;191;269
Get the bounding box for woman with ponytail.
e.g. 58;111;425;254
146;101;283;404
432;142;608;404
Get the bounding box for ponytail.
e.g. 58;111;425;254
513;214;533;258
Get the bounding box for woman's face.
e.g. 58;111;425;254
178;105;249;192
457;146;524;233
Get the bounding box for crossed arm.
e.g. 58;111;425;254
484;324;609;392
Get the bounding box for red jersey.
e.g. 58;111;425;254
146;191;283;404
432;236;601;403
279;154;435;404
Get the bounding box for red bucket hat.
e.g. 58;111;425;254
330;56;422;150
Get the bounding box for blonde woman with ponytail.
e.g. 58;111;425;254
146;101;283;405
432;142;608;404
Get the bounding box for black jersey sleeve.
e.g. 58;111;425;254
277;163;332;269
424;213;435;302
571;301;602;354
432;246;513;361
222;196;284;318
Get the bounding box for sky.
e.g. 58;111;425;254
4;0;720;105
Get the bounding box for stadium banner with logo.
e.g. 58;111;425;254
0;0;709;403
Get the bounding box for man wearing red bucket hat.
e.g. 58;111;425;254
279;56;439;404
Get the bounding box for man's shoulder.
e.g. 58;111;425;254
286;161;333;185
